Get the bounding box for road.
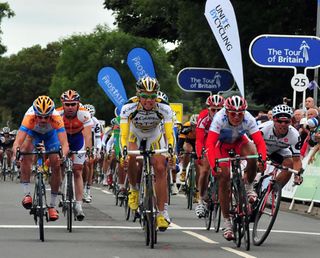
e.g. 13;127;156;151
0;180;319;258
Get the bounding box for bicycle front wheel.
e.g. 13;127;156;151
67;171;73;232
37;175;45;241
252;182;281;246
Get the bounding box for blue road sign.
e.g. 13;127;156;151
177;67;234;93
249;34;320;69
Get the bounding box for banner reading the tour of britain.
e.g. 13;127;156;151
204;0;244;97
127;47;156;80
97;67;128;115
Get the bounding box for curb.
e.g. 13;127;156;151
280;200;320;219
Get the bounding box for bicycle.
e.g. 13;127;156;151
180;151;197;210
1;148;9;181
216;150;259;251
251;160;303;246
16;146;62;242
124;140;169;249
60;149;88;232
204;172;221;232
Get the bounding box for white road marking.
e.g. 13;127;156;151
101;190;112;195
183;230;219;244
221;247;257;258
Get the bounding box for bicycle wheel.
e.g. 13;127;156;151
252;182;281;246
167;169;172;205
66;171;73;232
213;203;221;233
205;200;213;230
187;165;195;210
146;175;156;249
37;174;45;242
239;182;250;251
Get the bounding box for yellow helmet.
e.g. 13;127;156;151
136;76;160;93
33;95;55;116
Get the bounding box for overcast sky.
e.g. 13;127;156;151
1;0;115;56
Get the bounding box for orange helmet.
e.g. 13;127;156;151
60;89;80;102
33;95;55;116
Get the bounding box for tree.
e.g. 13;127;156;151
0;43;62;127
0;2;15;55
103;0;317;106
50;26;178;123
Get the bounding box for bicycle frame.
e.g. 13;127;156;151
126;145;168;249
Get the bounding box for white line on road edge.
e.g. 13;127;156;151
0;225;142;229
183;231;219;244
221;247;256;258
101;190;112;195
169;222;183;229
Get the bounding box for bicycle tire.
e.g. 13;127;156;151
67;171;73;232
239;181;250;251
205;200;213;230
213;203;221;233
146;174;156;249
187;165;195;210
37;174;45;242
167;169;171;205
252;182;281;246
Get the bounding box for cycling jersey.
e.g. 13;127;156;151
206;108;266;168
20;107;65;134
259;120;301;157
0;134;15;149
120;96;174;149
56;106;93;134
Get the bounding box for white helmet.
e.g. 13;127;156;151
83;104;96;117
272;104;293;119
189;114;199;126
157;91;169;102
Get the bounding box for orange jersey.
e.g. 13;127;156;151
20;107;65;134
57;106;93;134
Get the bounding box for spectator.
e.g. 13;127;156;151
305;97;316;110
292;109;305;130
267;110;273;120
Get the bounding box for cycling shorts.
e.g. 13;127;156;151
27;129;60;151
67;132;85;165
128;126;166;150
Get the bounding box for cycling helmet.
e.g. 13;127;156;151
2;127;10;133
33;95;55;116
60;89;80;102
157;91;169;102
136;76;160;92
206;95;224;108
272;104;293;119
189;114;199;126
10;129;17;135
224;96;248;111
83;104;96;117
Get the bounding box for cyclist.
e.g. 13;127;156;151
57;90;93;221
0;126;15;173
259;104;303;186
195;95;224;218
206;95;267;241
82;104;102;203
178;114;199;202
101;124;113;185
12;96;69;221
120;76;175;231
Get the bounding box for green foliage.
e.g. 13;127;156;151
50;26;180;122
103;0;317;106
0;43;62;126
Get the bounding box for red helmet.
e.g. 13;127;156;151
224;96;247;111
206;95;224;108
60;90;80;102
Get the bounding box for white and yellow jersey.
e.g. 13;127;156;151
120;96;174;149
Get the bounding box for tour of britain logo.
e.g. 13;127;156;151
267;40;310;64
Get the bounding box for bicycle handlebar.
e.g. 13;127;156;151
215;154;260;164
16;147;62;160
266;160;304;175
127;148;168;156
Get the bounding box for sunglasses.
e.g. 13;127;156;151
139;93;157;99
209;107;221;113
64;102;78;107
275;119;291;124
227;110;245;117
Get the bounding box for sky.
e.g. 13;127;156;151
1;0;115;56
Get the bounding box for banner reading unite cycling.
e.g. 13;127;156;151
97;67;128;115
127;47;156;80
204;0;244;97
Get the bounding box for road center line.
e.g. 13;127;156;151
183;230;219;244
221;247;256;258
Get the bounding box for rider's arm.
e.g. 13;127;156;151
251;131;267;161
12;130;27;155
195;126;205;159
120;120;130;149
57;130;69;157
164;121;174;147
206;131;220;168
82;125;93;149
